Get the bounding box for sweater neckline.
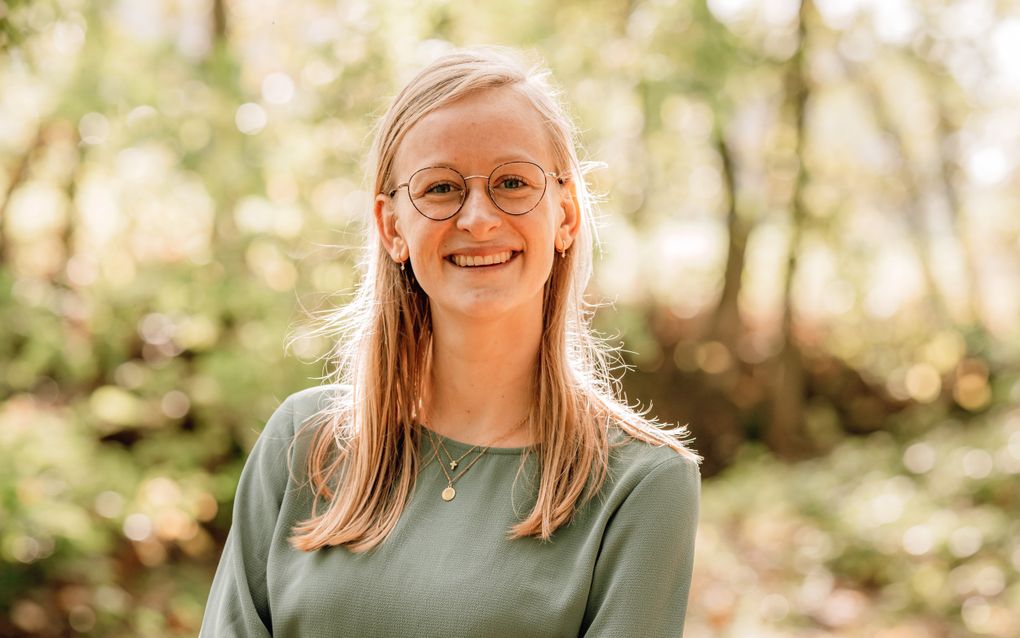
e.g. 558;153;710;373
417;425;534;456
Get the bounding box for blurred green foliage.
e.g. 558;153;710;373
691;405;1020;637
2;0;1019;636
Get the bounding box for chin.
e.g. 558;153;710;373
443;297;516;320
429;290;542;323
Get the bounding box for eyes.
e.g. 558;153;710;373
423;181;456;196
496;175;529;191
398;161;554;219
422;174;532;196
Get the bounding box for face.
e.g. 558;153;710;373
375;87;579;323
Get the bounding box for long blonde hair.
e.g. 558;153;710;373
288;46;700;553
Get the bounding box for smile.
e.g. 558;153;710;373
446;251;521;268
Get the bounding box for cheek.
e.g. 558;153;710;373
524;217;558;277
403;222;447;293
532;248;556;284
532;207;561;249
399;214;439;257
408;242;439;275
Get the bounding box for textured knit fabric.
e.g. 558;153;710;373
200;384;700;637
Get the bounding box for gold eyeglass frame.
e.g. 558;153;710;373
387;160;565;221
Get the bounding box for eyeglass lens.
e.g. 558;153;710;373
407;161;548;220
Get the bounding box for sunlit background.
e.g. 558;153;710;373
2;0;1019;636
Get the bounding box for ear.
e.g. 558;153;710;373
557;177;581;249
374;193;406;262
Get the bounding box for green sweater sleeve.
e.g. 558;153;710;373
200;394;296;637
581;455;701;637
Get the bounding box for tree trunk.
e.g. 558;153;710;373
213;0;227;41
707;118;747;349
0;126;46;266
768;0;813;459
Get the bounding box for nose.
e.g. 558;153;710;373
455;180;502;236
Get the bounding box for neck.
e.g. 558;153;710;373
424;303;543;447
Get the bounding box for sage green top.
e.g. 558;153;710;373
200;385;700;637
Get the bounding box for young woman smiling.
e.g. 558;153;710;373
201;47;701;638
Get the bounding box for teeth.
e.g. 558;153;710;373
451;251;514;267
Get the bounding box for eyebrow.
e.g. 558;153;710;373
410;154;546;172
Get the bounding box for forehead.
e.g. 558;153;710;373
394;86;556;176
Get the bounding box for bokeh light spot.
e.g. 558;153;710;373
905;363;941;403
961;448;993;479
262;72;295;104
68;605;97;633
948;526;982;558
79;112;109;145
235;102;267;135
902;525;933;555
123;513;153;541
94;491;125;518
161;391;191;419
903;442;935;474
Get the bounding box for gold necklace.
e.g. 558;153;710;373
424;415;529;502
433;414;529;471
438;444;478;472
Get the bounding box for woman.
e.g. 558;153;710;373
201;47;701;637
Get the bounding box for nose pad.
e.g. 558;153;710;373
455;184;502;231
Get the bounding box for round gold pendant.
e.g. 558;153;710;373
441;486;456;501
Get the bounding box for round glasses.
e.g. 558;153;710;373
387;161;563;221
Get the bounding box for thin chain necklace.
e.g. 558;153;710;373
438;444;478;472
433;413;529;471
424;415;529;502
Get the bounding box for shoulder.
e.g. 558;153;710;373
242;385;350;490
600;428;701;504
571;429;700;533
254;384;350;452
283;383;350;422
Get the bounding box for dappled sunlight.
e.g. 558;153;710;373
687;408;1020;637
1;0;1018;635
